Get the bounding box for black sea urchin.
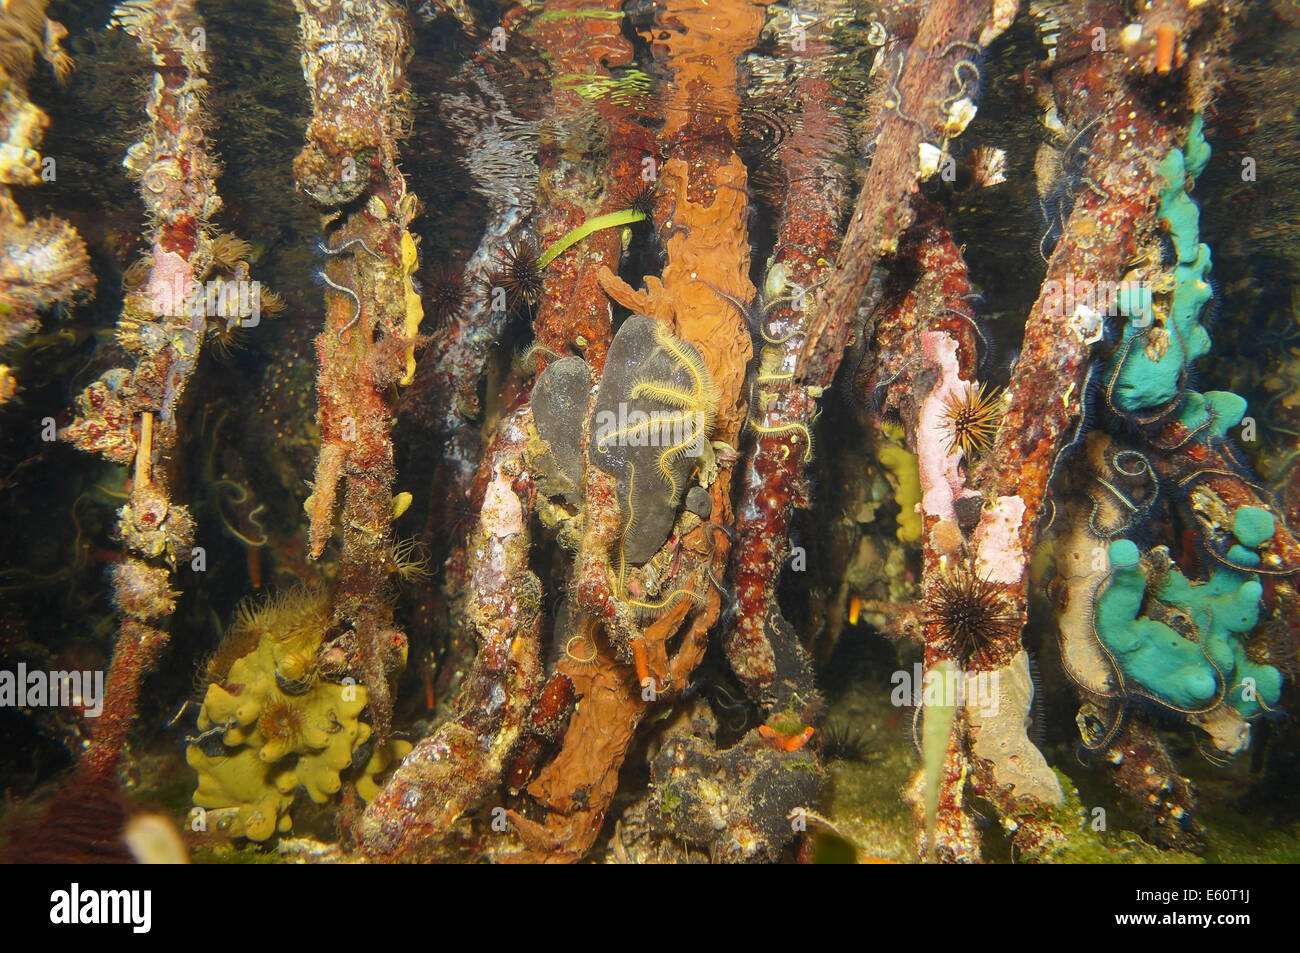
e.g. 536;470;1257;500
924;566;1019;666
489;234;544;312
620;181;658;219
423;263;465;325
820;719;874;763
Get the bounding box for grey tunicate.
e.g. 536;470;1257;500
588;314;714;566
532;356;590;504
685;485;712;520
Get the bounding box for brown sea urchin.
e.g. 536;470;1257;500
939;381;1002;460
924;566;1019;667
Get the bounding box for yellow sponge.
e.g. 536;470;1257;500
877;425;922;543
188;589;375;840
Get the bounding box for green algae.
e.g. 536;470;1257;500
1026;769;1202;865
1198;807;1300;864
819;679;917;863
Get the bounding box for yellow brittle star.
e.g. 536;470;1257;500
612;462;705;619
597;320;720;504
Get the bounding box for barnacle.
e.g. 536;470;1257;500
115;294;167;353
967;146;1007;187
110;558;178;622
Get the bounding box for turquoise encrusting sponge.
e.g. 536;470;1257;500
1094;530;1282;717
1108;116;1216;415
